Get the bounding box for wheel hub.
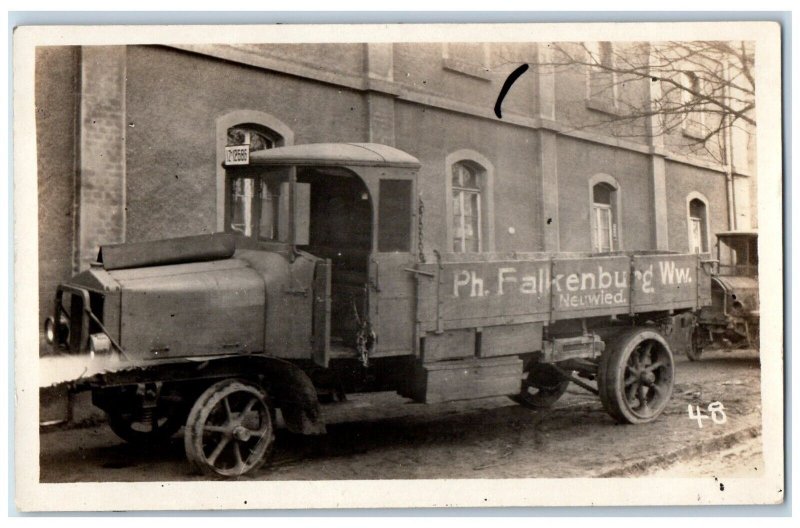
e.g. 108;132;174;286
232;424;251;441
639;370;656;385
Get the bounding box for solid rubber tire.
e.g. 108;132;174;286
598;328;675;425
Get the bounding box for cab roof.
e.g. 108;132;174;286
246;143;421;169
716;230;758;238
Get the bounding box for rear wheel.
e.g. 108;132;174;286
598;328;675;424
513;363;570;409
102;384;185;446
184;379;275;478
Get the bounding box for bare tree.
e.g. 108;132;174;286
521;41;755;165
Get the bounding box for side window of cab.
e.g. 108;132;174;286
378;179;413;252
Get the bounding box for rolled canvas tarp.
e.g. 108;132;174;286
98;233;236;270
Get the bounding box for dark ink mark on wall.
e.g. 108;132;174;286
494;64;529;119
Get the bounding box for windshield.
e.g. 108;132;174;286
718;235;758;277
228;167;291;242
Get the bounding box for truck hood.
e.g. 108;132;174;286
107;258;267;360
712;275;759;316
713;276;758;293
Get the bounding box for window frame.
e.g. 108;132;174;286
688;216;705;254
226;126;278;153
585;41;620;114
451;163;483;253
686;192;711;254
224;168;291;243
681;71;708;139
445;150;495;254
227;174;259;238
588;174;622;253
441;42;493;81
592;202;614;253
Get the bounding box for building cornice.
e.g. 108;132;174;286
166;44;753;178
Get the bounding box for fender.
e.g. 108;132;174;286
81;354;326;435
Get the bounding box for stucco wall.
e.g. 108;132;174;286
392;42;537;118
556;135;654;252
551;42;652;146
123;45;369;243
664;160;729;254
394;101;541;254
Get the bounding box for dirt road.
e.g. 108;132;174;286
39;348;762;482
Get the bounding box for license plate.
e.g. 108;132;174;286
225;145;250;165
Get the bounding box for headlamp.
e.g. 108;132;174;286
89;333;112;357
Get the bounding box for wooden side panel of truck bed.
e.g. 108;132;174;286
415;252;712;332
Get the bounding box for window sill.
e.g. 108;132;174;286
442;57;493;81
585;97;620;116
682;122;708;141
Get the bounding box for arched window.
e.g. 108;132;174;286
444;149;494;253
687;195;710;253
445;150;495;254
589;174;621;253
451;162;483;252
226;124;278;152
215;111;294;232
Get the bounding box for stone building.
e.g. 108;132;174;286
35;42;757;338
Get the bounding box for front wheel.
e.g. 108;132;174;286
184;379;275;478
598;329;675;424
687;328;704;361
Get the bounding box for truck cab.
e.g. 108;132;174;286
225;142;421;366
716;230;759;278
47;144;421;371
693;231;759;357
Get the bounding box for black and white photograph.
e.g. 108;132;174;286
13;21;784;510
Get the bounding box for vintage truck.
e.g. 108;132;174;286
43;143;713;477
691;230;759;359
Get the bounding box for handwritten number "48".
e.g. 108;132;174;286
688;402;727;428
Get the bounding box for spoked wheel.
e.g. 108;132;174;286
599;329;675;424
687;328;704;361
513;363;570;409
108;409;184;446
184;379;275;478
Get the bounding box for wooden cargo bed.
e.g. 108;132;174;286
415;251;713;334
401;251;712;404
